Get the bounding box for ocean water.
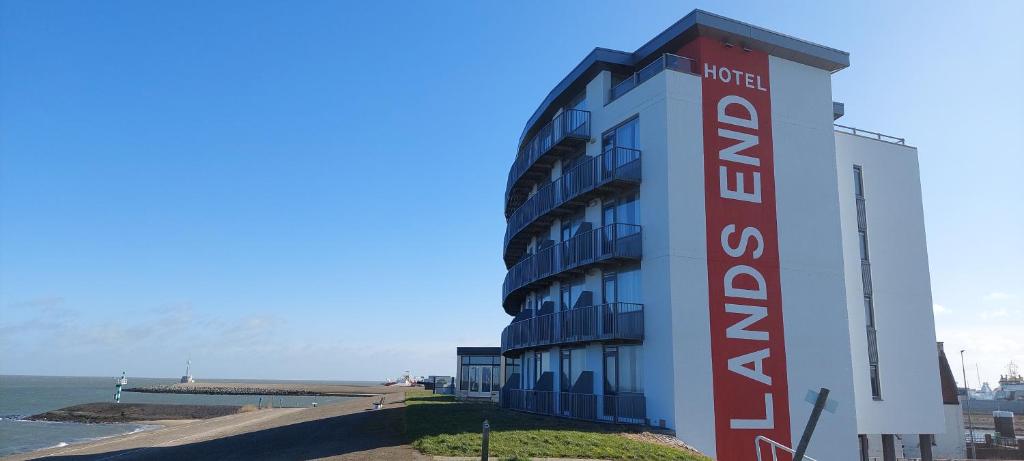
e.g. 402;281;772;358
0;375;370;456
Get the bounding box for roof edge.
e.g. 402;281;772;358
517;9;850;146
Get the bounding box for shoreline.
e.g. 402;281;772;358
3;392;424;460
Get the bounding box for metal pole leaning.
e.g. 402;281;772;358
794;387;830;461
481;419;490;461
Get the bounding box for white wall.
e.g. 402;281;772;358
835;132;945;434
599;68;712;441
768;55;862;460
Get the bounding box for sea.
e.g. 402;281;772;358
0;375;374;457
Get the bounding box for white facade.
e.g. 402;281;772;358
498;10;944;461
835;132;945;436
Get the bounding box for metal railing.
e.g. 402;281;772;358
861;261;873;296
502;223;643;308
609;53;698;101
506;109;591;212
502;389;646;424
755;436;818;461
501;303;644;354
504;147;641;261
834;124;906;145
866;325;879;365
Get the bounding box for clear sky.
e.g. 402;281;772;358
1;0;1021;385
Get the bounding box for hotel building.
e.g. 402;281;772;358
496;10;944;460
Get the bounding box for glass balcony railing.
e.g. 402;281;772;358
609;53;697;102
504;147;641;265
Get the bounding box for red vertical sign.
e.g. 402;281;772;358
682;36;792;460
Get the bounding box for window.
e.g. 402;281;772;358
560;211;584;242
616;266;642;304
853;166;864;198
854;165;881;399
560;349;572;392
603;345;642;394
602;117;640;175
560;348;586;393
505;356;521;390
870;364;882;400
603;117;639;150
863;297;875;327
858;230;869;261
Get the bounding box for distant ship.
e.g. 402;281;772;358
994;361;1023;400
382;370;424;387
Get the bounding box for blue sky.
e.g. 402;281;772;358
1;0;1021;384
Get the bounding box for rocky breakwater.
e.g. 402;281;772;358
124;382;402;397
29;403;246;424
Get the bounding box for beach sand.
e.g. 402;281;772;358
6;388;426;460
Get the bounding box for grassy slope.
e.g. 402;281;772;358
403;390;707;461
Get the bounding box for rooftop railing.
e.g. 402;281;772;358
502;223;642;310
500;302;644;355
609;53;698;102
504;147;641;265
505;109;591;214
834;124;906;145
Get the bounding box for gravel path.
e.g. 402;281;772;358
7;392;427;461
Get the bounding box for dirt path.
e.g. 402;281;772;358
8;393;428;461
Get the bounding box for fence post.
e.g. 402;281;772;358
481;419;490;461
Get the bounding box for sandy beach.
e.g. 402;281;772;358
6;389;426;461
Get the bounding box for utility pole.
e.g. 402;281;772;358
960;350;975;458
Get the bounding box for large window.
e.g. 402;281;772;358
602;117;640;175
603;117;639;150
560;348;586;392
603;345;643;395
460;355;502;393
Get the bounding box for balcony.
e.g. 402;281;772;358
504;147;641;266
501;303;644;355
505;109;591;216
609;53;697;102
502;223;642;313
501;389;646;425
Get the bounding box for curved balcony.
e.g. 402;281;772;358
500;302;644;356
502;223;642;313
505;109;591;217
501;389;646;425
503;147;641;267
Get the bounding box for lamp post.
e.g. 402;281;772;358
960;350;975;458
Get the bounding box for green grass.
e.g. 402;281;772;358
403;390;707;461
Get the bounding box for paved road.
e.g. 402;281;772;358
9;393;428;461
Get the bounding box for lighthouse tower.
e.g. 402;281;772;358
180;359;195;384
114;371;127;403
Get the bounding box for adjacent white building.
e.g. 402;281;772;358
497;10;945;461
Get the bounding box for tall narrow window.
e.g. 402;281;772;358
854;165;881;399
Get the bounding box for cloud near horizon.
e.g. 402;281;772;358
0;296;463;381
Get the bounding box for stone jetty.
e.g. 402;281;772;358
124;381;406;398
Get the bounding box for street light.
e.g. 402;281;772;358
960;350;976;458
